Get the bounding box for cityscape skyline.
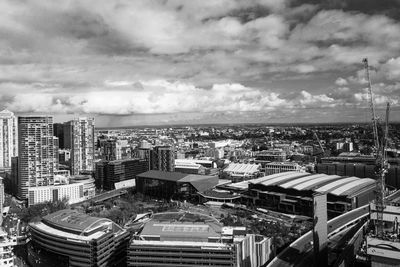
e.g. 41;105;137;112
1;0;399;127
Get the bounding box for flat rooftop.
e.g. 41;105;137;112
139;212;222;242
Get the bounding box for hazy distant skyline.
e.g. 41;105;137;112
1;0;399;127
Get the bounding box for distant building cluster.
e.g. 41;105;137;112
0;114;399;266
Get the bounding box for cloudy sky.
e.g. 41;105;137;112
1;0;400;127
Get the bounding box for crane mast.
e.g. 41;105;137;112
363;58;380;152
313;130;325;154
363;58;390;237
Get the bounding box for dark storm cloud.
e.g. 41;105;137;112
290;0;400;20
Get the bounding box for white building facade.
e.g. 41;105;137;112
27;183;84;206
0;110;17;169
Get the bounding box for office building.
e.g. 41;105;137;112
98;139;126;161
0;110;17;169
53;123;65;149
29;209;130;267
174;159;217;175
255;149;286;162
96;158;148;190
17;116;55;200
151;146;174;172
265;162;303;175
69;175;95;199
174;160;205;174
66;118;95;175
94;160;107;190
99;139;118;161
58;149;71;166
135;147;151;168
336;142;354;152
128;211;272;267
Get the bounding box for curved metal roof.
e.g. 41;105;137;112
280;174;326;189
259;172;309;187
315;177;360;194
250;171;375;197
330;178;375;196
293;175;341;191
42;209;121;236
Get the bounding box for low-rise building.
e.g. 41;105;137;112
248;171;376;218
27;183;84;206
265;162;304;175
136;170;218;200
222;163;261;182
29;209;130;267
128;211;272;267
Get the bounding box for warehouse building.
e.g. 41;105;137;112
222;163;261;182
247;171;376;218
128;211;272;267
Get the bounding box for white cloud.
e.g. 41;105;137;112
0;0;399;125
381;57;400;80
3;80;364;115
335;77;348;86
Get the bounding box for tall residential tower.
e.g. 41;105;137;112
0;110;17;168
66;118;95;175
17;116;54;199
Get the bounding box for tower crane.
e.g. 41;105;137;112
313;130;325;154
363;58;390;237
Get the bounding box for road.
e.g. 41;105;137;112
267;205;369;267
268;190;400;267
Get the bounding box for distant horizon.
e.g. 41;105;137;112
10;109;399;129
94;120;400;130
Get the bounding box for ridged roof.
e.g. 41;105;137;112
250;171;375;197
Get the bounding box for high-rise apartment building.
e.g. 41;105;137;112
53;123;65;149
66;118;95;175
53;136;59;170
151;146;174;172
0;177;4;225
17;116;54;200
0;110;18;168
